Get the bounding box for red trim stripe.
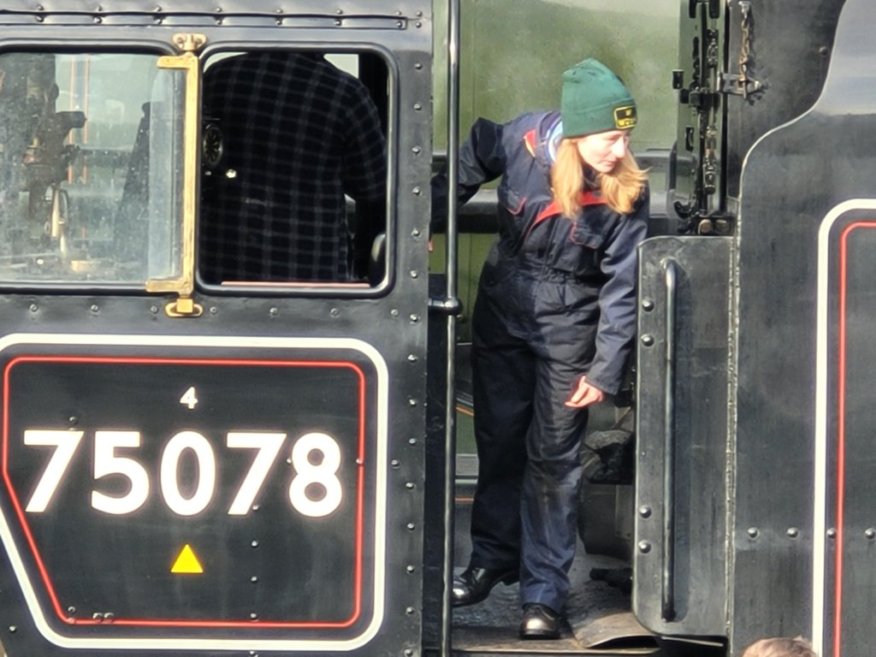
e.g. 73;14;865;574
834;220;876;656
533;190;606;226
2;355;368;630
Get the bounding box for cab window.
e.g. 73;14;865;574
197;49;389;289
0;52;183;285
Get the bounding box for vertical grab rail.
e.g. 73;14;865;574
662;258;678;621
439;1;461;656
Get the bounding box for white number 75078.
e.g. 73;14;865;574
22;430;343;518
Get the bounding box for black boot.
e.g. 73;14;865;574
519;603;562;639
451;566;518;607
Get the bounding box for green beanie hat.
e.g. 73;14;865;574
561;58;637;138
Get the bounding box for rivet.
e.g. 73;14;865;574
414;62;423;70
406;523;416;531
250;576;259;583
638;505;652;518
150;305;159;314
410;314;420;323
93;15;102;23
391;459;400;468
637;540;651;553
405;607;415;615
405;482;414;489
29;303;38;312
747;527;759;538
396;20;403;28
787;527;799;538
225;168;237;179
408;438;417;445
67;606;76;614
415;21;422;27
827;528;837;538
410;270;419;278
865;528;876;540
336;8;343;14
641;334;655;346
104;612;114;622
412;145;422;154
406;565;415;573
90;304;100;313
408;398;417;407
8;626;15;633
412;186;421;195
251;540;259;548
209;306;218;315
35;15;44;21
404;650;414;657
249;612;258;620
411;228;422;238
355;458;363;465
330;308;340;317
334;19;341;26
407;354;418;362
252;504;259;511
391;308;400;317
68;416;78;425
413;103;422;111
641;298;655;311
269;307;278;317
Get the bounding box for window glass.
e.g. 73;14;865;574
0;52;184;285
198;50;388;288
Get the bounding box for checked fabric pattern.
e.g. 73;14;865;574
199;51;386;283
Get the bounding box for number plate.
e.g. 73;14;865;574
0;334;387;651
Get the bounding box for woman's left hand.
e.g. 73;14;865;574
565;375;605;409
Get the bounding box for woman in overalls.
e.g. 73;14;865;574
433;58;649;639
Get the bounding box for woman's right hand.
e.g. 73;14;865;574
564;375;605;409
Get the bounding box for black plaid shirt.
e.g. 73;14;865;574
199;52;386;283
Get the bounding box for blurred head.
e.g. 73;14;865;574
740;637;817;657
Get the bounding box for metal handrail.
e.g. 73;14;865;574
661;258;678;621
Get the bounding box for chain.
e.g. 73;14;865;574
737;1;756;99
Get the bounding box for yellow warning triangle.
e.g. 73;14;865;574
171;544;204;574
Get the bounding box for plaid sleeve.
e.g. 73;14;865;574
340;80;387;203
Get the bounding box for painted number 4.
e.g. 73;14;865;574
180;386;198;410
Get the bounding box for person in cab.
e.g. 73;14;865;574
199;50;386;284
433;58;649;639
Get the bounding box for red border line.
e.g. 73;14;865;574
834;220;876;657
2;355;370;631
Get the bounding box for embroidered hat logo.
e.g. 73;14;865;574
614;105;637;129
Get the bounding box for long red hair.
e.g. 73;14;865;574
550;138;647;217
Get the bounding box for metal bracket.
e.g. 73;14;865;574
719;72;763;98
144;35;207;318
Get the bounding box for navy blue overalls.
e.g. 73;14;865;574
434;111;649;613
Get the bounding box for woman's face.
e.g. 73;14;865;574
575;130;630;173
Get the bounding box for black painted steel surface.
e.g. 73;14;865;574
734;0;876;655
